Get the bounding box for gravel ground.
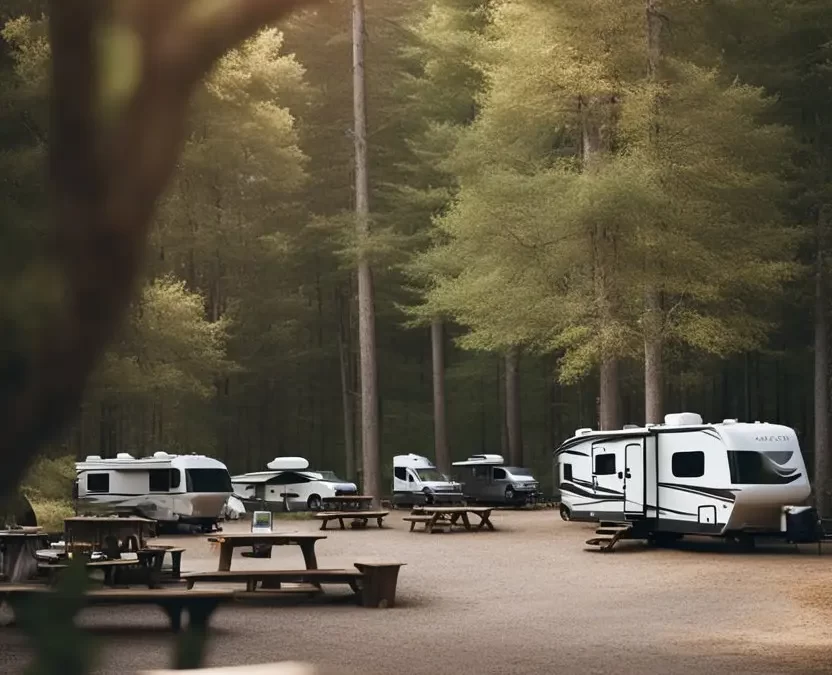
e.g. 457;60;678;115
1;510;832;674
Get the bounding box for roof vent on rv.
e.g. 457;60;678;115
153;451;172;458
84;455;102;462
623;424;639;429
663;412;703;427
115;452;134;460
722;419;738;425
575;428;593;436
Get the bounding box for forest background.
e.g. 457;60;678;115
2;0;831;510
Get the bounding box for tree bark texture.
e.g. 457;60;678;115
580;93;620;431
505;348;523;465
599;357;620;430
643;0;665;425
814;209;830;517
336;286;355;480
644;290;664;424
431;319;450;473
353;0;380;506
0;0;316;500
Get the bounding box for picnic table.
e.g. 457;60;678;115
320;495;375;511
63;516;156;555
0;530;50;583
405;506;495;533
207;533;326;571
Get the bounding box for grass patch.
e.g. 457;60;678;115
30;498;74;533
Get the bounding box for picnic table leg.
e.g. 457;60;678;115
461;512;471;530
218;543;233;572
479;512;495;531
171;551;183;579
300;542;318;570
376;516;384;528
427;514;440;534
320;519;329;531
339;518;346;530
162;603;184;632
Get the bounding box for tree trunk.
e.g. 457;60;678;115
431;319;450;473
505;348;523;465
814;208;830;517
353;0;380;506
336;288;356;481
599;357;620;430
643;0;665;425
644;289;663;424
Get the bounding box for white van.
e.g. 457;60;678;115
392;454;463;506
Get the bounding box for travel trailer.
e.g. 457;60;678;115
452;454;541;505
555;412;813;547
393;454;463;506
231;457;358;511
75;452;233;531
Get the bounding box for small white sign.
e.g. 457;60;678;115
251;511;272;533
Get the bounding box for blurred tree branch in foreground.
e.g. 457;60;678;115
0;0;315;500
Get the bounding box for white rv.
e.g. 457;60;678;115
75;452;233;531
555;412;812;543
393;454;463;506
231;457;358;511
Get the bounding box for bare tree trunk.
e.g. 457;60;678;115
644;291;663;423
353;0;380;506
505;348;523;465
336;287;356;480
815;208;830;517
599;358;620;430
431;319;450;473
643;0;665;425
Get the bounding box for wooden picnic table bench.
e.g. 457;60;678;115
313;511;389;530
407;506;495;533
0;586;233;632
182;562;405;608
206;533;325;571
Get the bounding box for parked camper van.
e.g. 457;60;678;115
75;452;232;531
392;454;463;506
231;457;358;511
452;454;541;505
556;412;812;544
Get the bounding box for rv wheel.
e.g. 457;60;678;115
559;504;571;521
505;487;515;503
307;495;322;511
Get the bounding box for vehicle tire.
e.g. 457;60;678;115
307;494;322;511
559;503;571;521
422;488;435;505
505;487;515;503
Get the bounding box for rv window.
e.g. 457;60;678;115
473;466;488;479
563;464;573;481
185;469;232;493
394;467;407;481
672;451;705;478
594;454;616;475
728;451;798;485
148;469;171;492
170;469;181;489
87;473;109;493
492;467;507;480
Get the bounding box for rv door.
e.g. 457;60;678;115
624;442;645;515
591;443;623;503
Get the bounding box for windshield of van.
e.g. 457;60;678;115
727;451;800;485
186;468;232;493
504;467;534;479
415;468;445;482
